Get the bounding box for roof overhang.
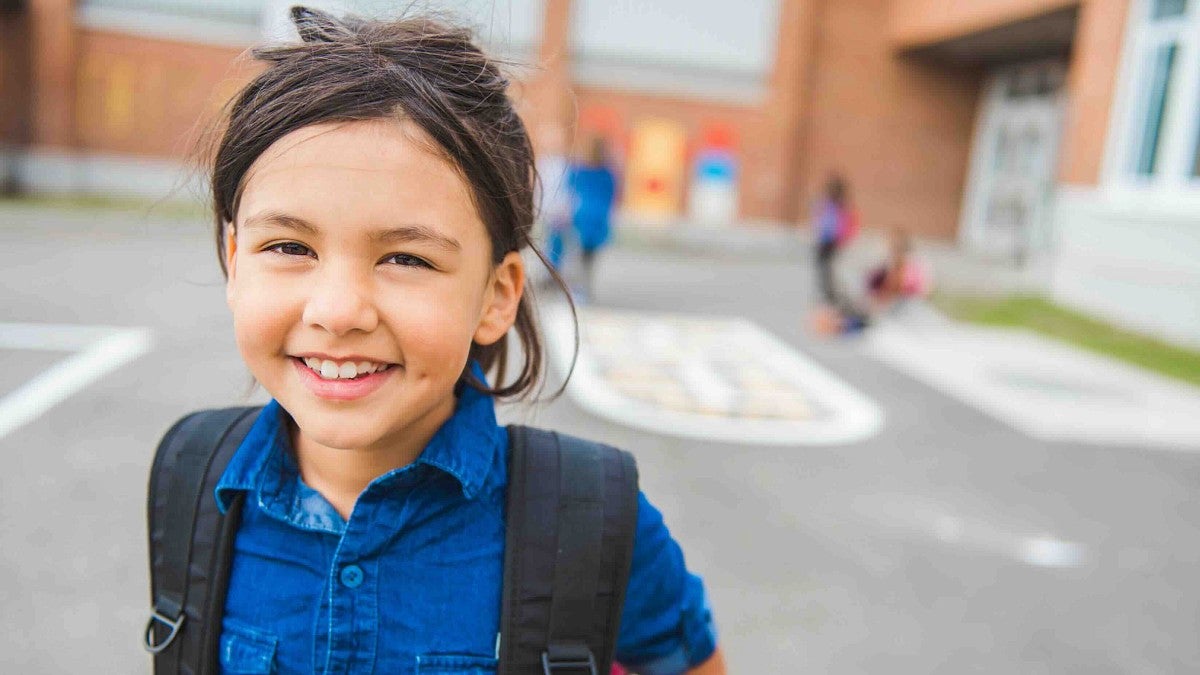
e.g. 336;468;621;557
896;5;1080;66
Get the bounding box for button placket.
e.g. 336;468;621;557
324;493;387;674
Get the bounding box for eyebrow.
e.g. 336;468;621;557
242;211;462;252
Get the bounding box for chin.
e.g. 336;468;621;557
301;422;387;452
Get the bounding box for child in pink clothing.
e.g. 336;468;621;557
810;228;930;336
866;228;930;308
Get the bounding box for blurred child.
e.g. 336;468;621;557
810;228;930;336
813;174;858;304
569;136;618;300
534;125;573;272
866;228;930;309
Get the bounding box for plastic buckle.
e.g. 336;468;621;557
541;649;598;675
143;610;186;654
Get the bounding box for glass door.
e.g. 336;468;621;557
961;61;1067;264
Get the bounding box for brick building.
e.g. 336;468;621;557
1;0;1196;344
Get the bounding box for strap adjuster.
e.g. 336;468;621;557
143;609;185;654
541;644;597;675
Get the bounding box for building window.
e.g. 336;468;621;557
1113;0;1200;187
78;0;261;26
1135;41;1178;175
569;0;780;104
1153;0;1189;20
76;0;264;46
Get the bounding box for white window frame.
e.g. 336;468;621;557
76;1;262;47
1104;0;1200;204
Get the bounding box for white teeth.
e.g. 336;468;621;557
320;361;339;379
301;357;390;380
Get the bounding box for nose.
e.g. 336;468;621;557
301;263;380;336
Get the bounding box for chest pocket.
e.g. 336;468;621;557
220;621;278;674
416;654;498;674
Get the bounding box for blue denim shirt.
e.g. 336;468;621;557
214;375;717;674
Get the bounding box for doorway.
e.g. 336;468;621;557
960;61;1067;264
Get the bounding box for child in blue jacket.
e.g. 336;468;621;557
189;7;724;674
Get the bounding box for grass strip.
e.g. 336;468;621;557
933;294;1200;387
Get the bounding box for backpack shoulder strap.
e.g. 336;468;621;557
500;426;639;675
145;406;260;674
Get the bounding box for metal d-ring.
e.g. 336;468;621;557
143;610;186;654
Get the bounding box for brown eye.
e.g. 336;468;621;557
385;253;432;269
268;242;314;257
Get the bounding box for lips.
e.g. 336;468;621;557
291;357;395;401
300;356;392;380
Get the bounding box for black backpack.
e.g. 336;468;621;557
144;407;639;674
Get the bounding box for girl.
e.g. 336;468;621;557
812;174;856;305
568;136;618;301
184;7;723;674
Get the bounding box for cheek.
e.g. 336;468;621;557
227;272;297;361
379;278;486;364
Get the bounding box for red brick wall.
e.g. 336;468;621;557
519;0;817;223
73;29;258;160
800;0;983;239
528;0;983;234
1058;0;1129;184
21;0;1114;237
0;9;31;145
568;87;777;220
29;0;76;147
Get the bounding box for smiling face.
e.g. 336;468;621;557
225;119;523;458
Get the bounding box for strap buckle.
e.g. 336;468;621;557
541;645;598;675
143;609;185;654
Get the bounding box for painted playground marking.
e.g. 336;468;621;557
866;320;1200;450
850;492;1088;570
0;323;155;441
542;303;883;446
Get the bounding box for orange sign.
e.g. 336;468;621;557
625;118;686;221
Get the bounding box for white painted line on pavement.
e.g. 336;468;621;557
542;303;884;446
0;323;155;441
852;492;1089;570
865;320;1200;450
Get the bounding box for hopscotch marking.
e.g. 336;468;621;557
0;323;155;441
542;303;883;446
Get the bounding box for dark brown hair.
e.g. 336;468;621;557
208;6;573;399
824;174;847;207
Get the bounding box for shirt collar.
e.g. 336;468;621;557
214;362;503;513
410;365;503;500
214;399;288;514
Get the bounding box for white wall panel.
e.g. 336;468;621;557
570;0;781;102
1050;187;1200;348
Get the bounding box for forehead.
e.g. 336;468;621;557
237;119;482;242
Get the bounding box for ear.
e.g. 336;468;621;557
473;251;525;346
224;224;238;303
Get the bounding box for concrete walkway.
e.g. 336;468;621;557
864;307;1200;450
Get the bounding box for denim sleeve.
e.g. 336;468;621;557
615;492;718;675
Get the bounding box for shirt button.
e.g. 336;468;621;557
340;564;364;589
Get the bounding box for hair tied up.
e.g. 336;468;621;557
290;5;357;44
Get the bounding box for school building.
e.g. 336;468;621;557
1;0;1196;345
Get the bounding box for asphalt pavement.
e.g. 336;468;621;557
2;204;1198;673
